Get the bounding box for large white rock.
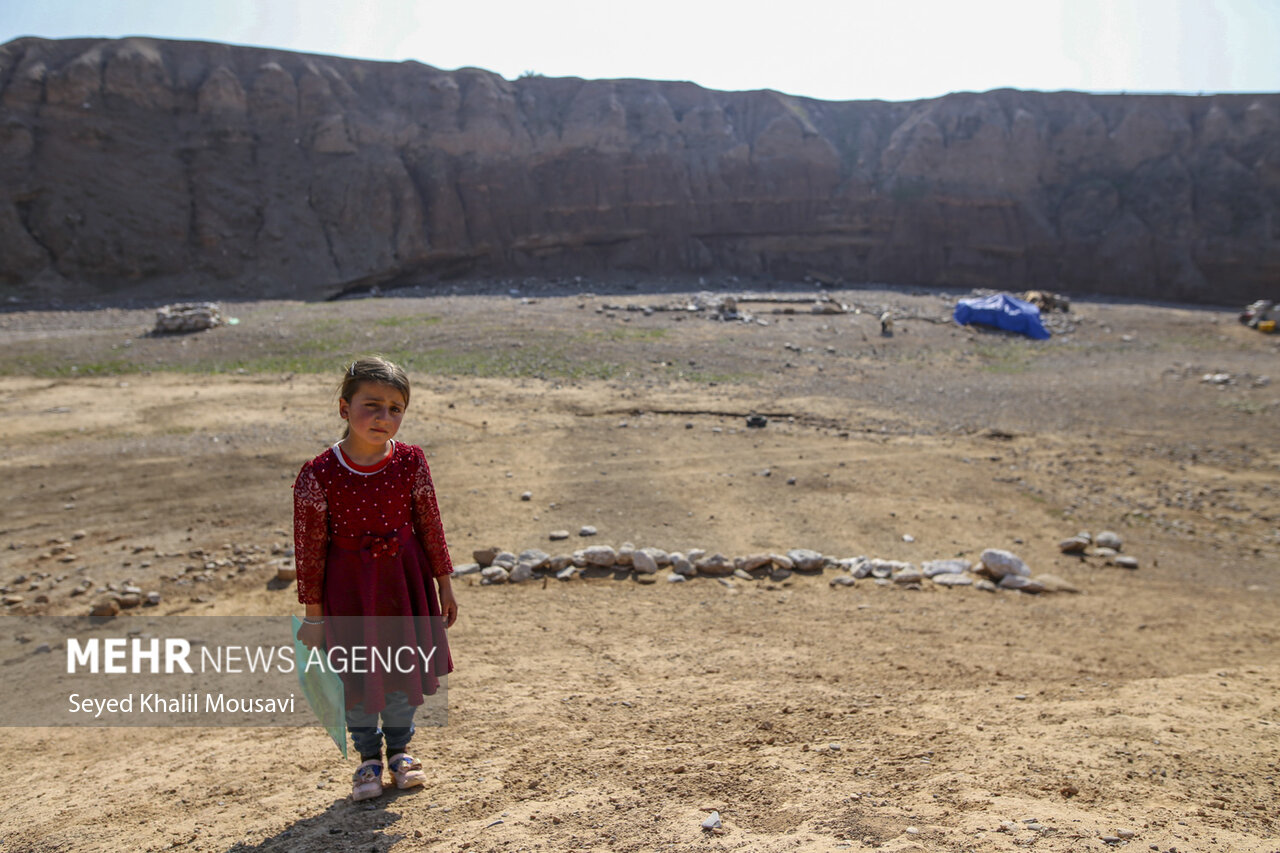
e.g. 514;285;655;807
979;549;1029;579
630;549;658;574
583;545;618;566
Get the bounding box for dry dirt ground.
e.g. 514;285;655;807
1;281;1278;853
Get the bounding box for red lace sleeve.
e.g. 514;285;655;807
292;461;330;605
410;446;454;577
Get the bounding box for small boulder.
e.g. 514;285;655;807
579;525;598;537
1096;530;1123;550
979;548;1030;579
1114;555;1139;570
90;598;120;622
922;559;968;577
583;545;618;566
630;549;658;574
787;549;826;571
695;553;734;576
998;574;1045;593
548;530;571;542
480;566;510;584
736;554;773;572
1058;537;1089;554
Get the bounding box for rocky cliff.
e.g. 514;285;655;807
2;36;1277;304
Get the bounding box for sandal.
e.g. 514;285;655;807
351;759;384;801
388;753;426;789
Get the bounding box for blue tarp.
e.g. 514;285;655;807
953;293;1051;339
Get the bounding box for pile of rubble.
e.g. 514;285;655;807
454;541;1107;593
153;302;225;334
599;292;849;325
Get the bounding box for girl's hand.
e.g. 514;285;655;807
438;585;458;628
298;620;326;651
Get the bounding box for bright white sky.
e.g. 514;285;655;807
2;0;1277;102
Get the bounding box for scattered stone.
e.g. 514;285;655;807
746;414;768;428
829;575;856;587
975;579;999;593
633;572;657;584
492;551;517;569
509;563;534;583
867;558;912;578
520;491;532;501
686;548;707;562
583;545;618;567
922;559;968;577
931;574;973;587
71;530;87;540
472;547;501;566
3;594;24;606
547;555;574;571
555;565;577;581
579;525;598;537
1114;555;1139;570
453;563;481;576
35;643;52;653
145;591;162;606
1058;536;1089;553
732;568;755;581
701;811;722;831
90;598;120;622
616;543;635;567
548;530;570;542
631;550;658;574
117;593;142;608
1093;547;1119;559
978;548;1030;579
902;534;915;543
1095;530;1123;550
787;548;825;571
480;566;509;584
666;572;686;583
770;554;794;570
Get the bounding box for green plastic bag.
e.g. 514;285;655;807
291;616;347;758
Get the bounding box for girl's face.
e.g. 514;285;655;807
340;381;407;451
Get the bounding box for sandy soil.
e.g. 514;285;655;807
0;282;1277;852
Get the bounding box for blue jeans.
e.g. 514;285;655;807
346;691;415;759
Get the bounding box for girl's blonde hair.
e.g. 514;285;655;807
338;356;411;439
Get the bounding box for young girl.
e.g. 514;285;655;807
293;355;457;801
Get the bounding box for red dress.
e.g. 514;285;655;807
293;441;454;713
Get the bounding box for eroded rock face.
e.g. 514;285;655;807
2;36;1277;302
